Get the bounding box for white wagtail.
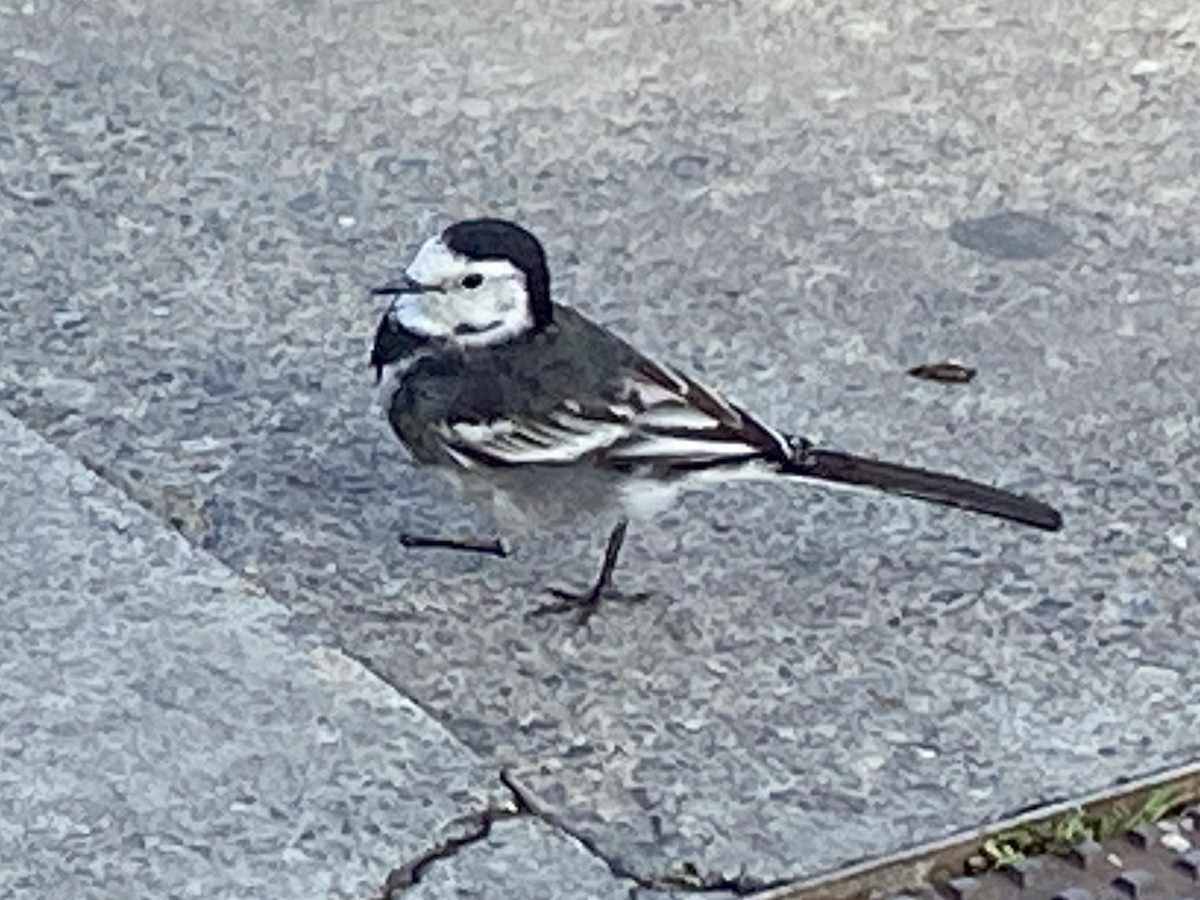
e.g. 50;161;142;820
370;218;1062;622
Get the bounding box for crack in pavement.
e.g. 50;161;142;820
375;767;794;896
375;799;523;897
496;769;793;897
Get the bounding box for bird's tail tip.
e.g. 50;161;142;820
779;446;1064;532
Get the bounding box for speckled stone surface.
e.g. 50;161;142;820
2;0;1198;889
403;819;632;900
0;408;508;898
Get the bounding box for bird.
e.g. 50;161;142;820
369;218;1062;623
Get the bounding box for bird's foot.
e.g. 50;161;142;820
528;519;648;625
399;532;509;558
529;580;653;627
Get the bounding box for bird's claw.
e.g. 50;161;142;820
529;583;652;627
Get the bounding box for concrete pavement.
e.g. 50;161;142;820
2;0;1198;895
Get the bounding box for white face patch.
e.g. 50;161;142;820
404;236;460;285
391;235;534;347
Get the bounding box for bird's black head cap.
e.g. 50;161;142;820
442;219;553;329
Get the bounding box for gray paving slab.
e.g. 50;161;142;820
0;407;518;898
2;0;1199;890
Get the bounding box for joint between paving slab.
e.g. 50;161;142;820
497;769;793;897
376;765;793;897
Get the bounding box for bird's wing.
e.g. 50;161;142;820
604;358;791;469
436;400;637;468
437;356;790;472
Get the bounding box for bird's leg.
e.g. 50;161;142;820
530;519;651;625
399;533;509;558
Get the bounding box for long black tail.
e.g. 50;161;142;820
780;447;1063;531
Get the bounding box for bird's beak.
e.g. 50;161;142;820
371;273;441;296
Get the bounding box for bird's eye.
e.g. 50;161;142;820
461;274;484;289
